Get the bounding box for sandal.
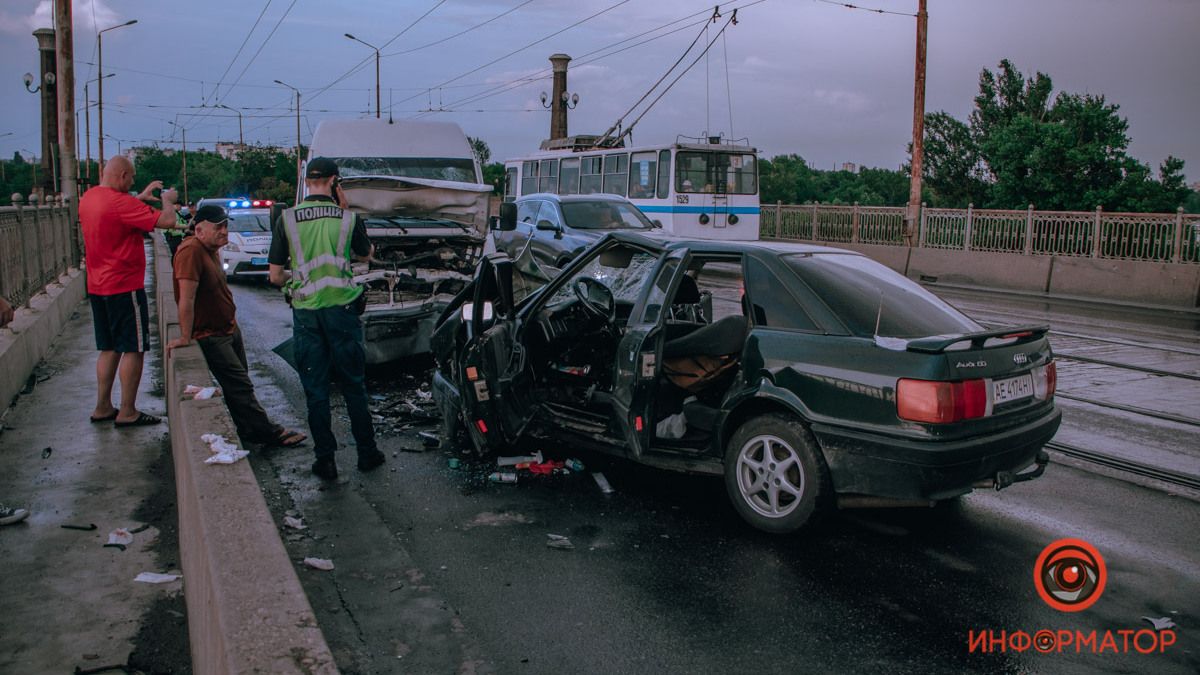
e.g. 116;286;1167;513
90;411;118;423
114;412;162;428
261;429;307;448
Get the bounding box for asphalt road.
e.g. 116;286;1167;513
229;279;1199;675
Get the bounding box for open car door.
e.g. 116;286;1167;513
457;252;537;454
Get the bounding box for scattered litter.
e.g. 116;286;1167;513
183;384;221;400
565;458;585;472
497;451;543;467
656;412;687;439
447;458;461;469
523;460;567;475
488;471;518;484
107;528;133;546
200;433;249;465
283;516;307;530
592;472;615;495
61;523;97;531
134;572;181;584
103;544;126;551
390;584;405;593
41;446;52;459
303;557;335;571
546;534;575;551
129;523;150;534
1141;616;1177;631
418;430;441;448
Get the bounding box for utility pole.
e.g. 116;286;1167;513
275;80;303;194
168;121;188;205
905;0;928;247
55;0;79;251
33;28;59;197
218;103;244;147
97;18;136;168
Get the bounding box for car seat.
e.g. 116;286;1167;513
661;315;748;395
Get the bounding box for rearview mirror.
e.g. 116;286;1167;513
652;219;663;229
536;220;559;232
497;202;517;231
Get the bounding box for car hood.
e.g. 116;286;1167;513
340;175;492;234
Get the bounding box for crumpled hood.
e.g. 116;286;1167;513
340;175;492;233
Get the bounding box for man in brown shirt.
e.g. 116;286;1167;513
168;205;304;448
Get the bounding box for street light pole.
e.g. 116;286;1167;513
96;18;136;168
167;120;187;205
218;103;244;147
344;34;381;119
274;79;302;195
84;74;113;187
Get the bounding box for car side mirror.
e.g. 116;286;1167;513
497;202;517;231
536;219;558;231
652;219;663;229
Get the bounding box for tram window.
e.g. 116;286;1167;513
538;159;558;193
603;153;628;196
522;160;539;196
628;151;657;199
656;150;671;199
504;167;517;202
580;155;603;194
675;152;758;195
560;157;581;195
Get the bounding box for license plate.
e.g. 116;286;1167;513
993;374;1034;404
251;257;267;265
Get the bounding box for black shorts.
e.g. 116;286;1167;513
90;289;150;353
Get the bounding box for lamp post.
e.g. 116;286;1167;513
166;120;187;205
344;33;381;119
274;79;303;194
97;18;136;168
84;73;114;187
216;103;244;147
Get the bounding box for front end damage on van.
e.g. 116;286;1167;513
342;175;492;363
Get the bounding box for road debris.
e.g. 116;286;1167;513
134;572;181;584
41;446;52;459
565;458;585;472
498;451;543;467
447;458;461;469
304;557;335;571
546;534;575;551
200;433;249;465
183;384;221;400
61;523;97;531
592;472;615;495
107;528;133;547
488;471;518;484
418;430;441;447
283;516;307;530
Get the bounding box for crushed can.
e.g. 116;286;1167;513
565;458;585;472
488;471;518;484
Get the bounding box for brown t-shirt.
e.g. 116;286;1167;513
172;237;236;339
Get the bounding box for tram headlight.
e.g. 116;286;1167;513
699;213;710;225
728;214;739;225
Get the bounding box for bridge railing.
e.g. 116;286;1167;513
0;195;81;307
762;202;1200;264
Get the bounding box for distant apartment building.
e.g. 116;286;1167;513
215;142;241;160
840;162;858;173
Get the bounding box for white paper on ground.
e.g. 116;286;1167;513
107;528;133;546
135;572;181;584
200;433;249;464
183;384;222;399
283;516;307;530
304;557;335;571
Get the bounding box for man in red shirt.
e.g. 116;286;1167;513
79;156;181;426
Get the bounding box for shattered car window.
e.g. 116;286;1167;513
547;245;659;306
331;157;477;183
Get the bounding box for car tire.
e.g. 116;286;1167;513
724;413;831;534
555;255;572;269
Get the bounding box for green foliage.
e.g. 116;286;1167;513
759;154;909;206
482;162;506;194
468;136;491;165
921;58;1188;212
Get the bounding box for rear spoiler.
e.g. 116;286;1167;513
905;325;1050;354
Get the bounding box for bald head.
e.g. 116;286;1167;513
101;156;135;192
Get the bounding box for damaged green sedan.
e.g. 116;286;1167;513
430;206;1060;533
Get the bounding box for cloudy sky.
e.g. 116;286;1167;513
1;0;1197;180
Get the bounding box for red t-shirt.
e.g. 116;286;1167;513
79;186;161;295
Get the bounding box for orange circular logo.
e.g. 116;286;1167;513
1034;538;1106;612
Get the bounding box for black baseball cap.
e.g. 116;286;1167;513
305;157;340;179
194;204;228;225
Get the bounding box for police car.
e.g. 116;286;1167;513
196;198;279;280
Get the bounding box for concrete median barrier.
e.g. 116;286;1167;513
152;233;337;674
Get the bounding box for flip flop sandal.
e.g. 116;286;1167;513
114;412;162;428
89;411;118;423
269;430;307;448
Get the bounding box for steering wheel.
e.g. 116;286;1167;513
573;277;616;323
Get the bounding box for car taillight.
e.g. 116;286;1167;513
1033;361;1057;400
897;378;989;424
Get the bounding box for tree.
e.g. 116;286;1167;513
482;162;506;194
467;136;491;165
918;112;986;206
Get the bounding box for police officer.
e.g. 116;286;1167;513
267;157;383;480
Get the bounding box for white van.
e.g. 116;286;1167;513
302;119;493;363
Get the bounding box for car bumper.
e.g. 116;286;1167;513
361;304;442;363
812;406;1062;501
221;252;270;277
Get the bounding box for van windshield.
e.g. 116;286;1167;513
331;157;476;183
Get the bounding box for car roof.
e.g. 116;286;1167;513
517;193;633;205
604;230;858;256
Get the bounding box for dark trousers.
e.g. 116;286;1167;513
198;326;281;443
293;305;377;461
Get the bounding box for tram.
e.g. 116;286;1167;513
503;134;761;241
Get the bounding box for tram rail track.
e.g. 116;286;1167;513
1054;392;1200;428
1047;440;1200;491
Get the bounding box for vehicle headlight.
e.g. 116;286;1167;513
224;242;241;253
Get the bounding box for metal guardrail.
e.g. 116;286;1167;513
0;196;81;307
762;202;1200;264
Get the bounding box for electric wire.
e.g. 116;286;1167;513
812;0;915;17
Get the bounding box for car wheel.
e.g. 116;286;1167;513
555;255;572;269
724;413;831;533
